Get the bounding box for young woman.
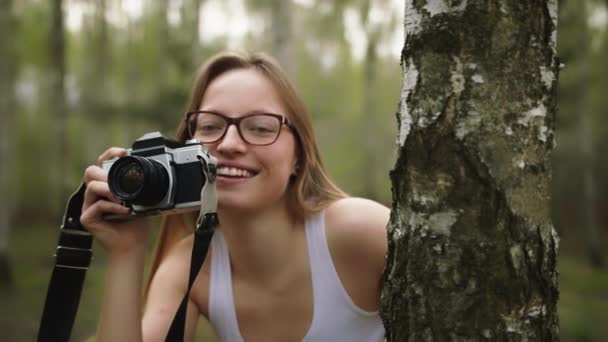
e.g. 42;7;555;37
81;51;389;342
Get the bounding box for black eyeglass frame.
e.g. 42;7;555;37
185;110;295;146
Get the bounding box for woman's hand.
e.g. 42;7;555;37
80;147;150;257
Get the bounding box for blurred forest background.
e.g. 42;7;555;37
0;0;606;341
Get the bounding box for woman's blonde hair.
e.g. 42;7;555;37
145;51;347;298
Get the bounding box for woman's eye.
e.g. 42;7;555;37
199;124;222;132
253;125;273;132
246;125;276;135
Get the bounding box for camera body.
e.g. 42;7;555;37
102;131;216;216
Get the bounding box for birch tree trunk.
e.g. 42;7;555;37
0;0;16;290
382;1;560;340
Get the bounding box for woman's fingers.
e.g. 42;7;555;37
97;147;128;166
81;200;131;226
81;147;130;227
83;180;121;211
84;165;107;183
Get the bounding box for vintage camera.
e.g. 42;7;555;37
102;131;216;216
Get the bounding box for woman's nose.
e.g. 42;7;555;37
216;125;246;154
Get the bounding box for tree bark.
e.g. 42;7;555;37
382;1;560;340
0;0;16;290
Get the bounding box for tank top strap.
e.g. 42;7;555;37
305;211;351;305
208;230;244;342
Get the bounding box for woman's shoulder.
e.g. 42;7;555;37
325;197;390;234
323;197;389;273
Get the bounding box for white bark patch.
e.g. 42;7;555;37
428;210;459;236
455;110;481;140
471;74;484;83
510;244;524;274
499;2;508;14
527;305;547;318
538;126;548;143
502;313;523;334
424;0;468;17
518;103;546;127
433;244;443;253
512;156;525;170
482;329;493;339
518;102;551;143
417;111;441;128
413;192;439;207
398;58;419;146
404;0;422;36
547;0;558;54
392;224;406;240
391;211;408;240
451;56;465;95
539;66;554;90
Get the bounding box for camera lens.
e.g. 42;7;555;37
116;161;145;194
108;155;169;206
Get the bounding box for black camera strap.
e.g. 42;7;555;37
165;153;218;342
38;183;93;342
165;212;217;342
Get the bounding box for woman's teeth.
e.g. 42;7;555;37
217;167;254;178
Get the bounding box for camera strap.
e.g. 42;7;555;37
165;212;217;342
165;152;218;342
38;183;94;342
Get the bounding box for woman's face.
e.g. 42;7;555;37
196;68;298;213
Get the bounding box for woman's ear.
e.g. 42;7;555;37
292;160;299;176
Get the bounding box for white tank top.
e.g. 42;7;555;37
208;212;385;342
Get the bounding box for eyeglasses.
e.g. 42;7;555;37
185;111;294;146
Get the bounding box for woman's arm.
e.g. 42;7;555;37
96;245;147;341
80;148;200;341
325;197;390;311
80;147;150;341
142;235;201;342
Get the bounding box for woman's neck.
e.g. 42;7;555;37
216;202;306;286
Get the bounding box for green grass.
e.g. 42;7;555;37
558;255;608;342
1;224;607;341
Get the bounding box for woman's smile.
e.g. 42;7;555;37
215;162;259;185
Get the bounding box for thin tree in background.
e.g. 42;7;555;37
48;0;68;212
358;0;398;201
0;0;17;290
156;0;170;93
577;0;605;268
180;0;205;70
241;0;297;80
270;0;295;80
81;0;110;118
382;1;560;340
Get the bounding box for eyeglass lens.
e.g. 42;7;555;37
189;112;282;145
